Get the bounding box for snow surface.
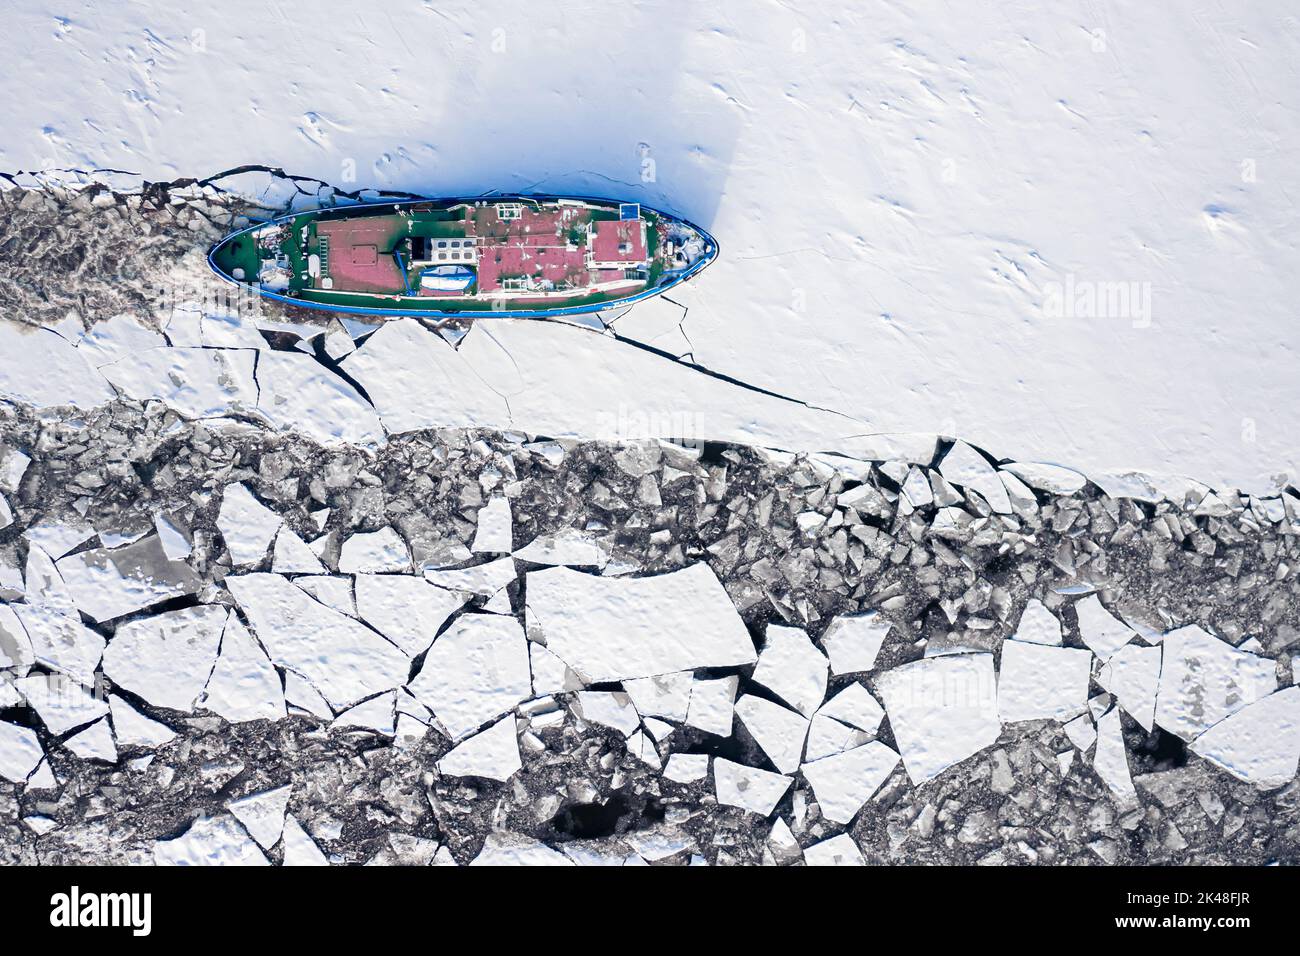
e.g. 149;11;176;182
281;815;330;866
109;694;176;749
803;833;866;866
524;563;756;682
1073;594;1135;660
437;714;521;782
1190;687;1300;789
216;484;283;567
199;616;287;723
748;624;828;718
683;675;739;738
1012;600;1064;646
353;574;466;657
227;785;292;850
338;528;411;574
102;605;227;712
153;814;270;866
226;572;410;710
1153;625;1277;741
56;535;201;622
408;614;531;740
820;612;890;675
996;641;1091;723
1097;642;1162;732
713;758;791;816
1093;706;1137;804
0;720;44;783
800;742;901;825
734;695;808;774
13;604;105;688
64;718;116;762
14;673;109;735
7;2;1297;493
876;652;1001;783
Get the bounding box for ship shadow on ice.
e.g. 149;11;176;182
357;9;739;232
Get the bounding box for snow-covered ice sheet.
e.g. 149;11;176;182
4;1;1298;493
996;641;1091;724
1190;687;1300;790
153;814;269;866
1154;626;1277;741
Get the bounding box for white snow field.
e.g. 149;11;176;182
1;1;1298;496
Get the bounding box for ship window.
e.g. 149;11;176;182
437;240;448;248
438;252;447;260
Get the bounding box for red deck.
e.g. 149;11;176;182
317;218;406;292
468;205;590;293
312;204;649;299
590;219;647;264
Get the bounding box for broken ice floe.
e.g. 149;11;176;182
339;527;411;573
102;606;226;711
876;653;1001;784
57;535;201;622
14;674;109;735
217;483;283;567
524;563;756;682
408;614;531;740
1190;687;1300;789
2;339;1299;866
750;624;828;718
0;720;44;783
65;718;116;762
226;572;409;709
354;573;466;657
1092;706;1137;804
1097;642;1161;732
1073;594;1135;660
13;604;105;687
153;814;270;866
198;617;286;723
803;833;867;866
714;758;791;816
800;741;900;825
227;784;291;850
437;714;521;782
996;641;1091;723
1154;625;1276;741
735;695;808;774
820;611;890;674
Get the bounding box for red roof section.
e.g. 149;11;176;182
590;219;647;264
316;217;406;292
469;205;591;293
312;204;651;298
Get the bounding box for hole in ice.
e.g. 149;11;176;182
549;793;664;840
1129;724;1189;772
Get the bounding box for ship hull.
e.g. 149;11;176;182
208;195;717;320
